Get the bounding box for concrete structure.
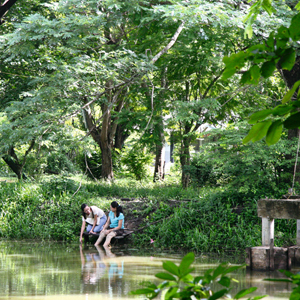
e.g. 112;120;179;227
247;197;300;271
257;197;300;246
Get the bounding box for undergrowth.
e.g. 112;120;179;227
0;175;296;253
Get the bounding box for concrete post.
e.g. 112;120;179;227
262;217;274;246
297;220;300;246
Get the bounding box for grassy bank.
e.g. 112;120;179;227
0;175;296;253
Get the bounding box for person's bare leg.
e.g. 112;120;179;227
94;230;108;246
103;232;116;247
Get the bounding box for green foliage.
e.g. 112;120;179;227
184;152;216;187
187;123;297;193
46;152;76;175
223;10;300;143
131;252;263;300
121;146;153;181
78;150;102;179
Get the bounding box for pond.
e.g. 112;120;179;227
0;241;294;300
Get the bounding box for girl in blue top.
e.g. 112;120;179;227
94;201;125;247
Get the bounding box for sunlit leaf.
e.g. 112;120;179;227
234;287;257;299
282;81;300;104
243;121;272;144
179;252;194;275
249;109;273;124
289;13;300;41
163;261;179;276
155;272;177;281
266;120;283;146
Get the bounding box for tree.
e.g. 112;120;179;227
0;0;18;25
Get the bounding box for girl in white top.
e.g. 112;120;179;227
80;204;107;244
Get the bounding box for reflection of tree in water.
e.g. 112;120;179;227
80;244;125;296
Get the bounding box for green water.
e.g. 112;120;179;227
0;241;293;300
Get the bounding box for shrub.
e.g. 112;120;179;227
46;152;76;175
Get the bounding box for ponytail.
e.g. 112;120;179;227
111;201;123;218
81;203;87;219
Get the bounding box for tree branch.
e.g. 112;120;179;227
151;21;185;64
0;0;18;24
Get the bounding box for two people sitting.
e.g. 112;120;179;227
80;201;125;247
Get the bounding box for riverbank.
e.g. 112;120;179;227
0;175;296;253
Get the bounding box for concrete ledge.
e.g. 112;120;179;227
258;199;300;219
246;246;289;271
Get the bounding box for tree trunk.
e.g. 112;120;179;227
153;141;165;182
2;146;31;180
99;139;113;180
0;0;18;25
180;133;191;188
114;123;129;150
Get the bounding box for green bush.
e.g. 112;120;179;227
46;152;76;175
121;146;153;180
184;152;216;187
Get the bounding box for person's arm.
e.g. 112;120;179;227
102;216;110;232
107;219;123;233
80;220;86;243
90;214;98;233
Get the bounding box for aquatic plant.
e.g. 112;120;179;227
131;252;264;300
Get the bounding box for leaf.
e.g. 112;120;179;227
266;120;283;146
222;52;248;79
262;0;274;15
283;112;300;129
155;272;177;281
208;289;228;300
272;105;293;116
278;269;294;278
164;286;178;300
163;261;179;276
218;276;231;288
179;252;194;275
289;13;300;41
222;265;245;275
234;287;257;299
290;290;300;300
261;60;276;78
130;288;156;295
179;267;195;280
243;121;272;144
249;65;261;85
241;70;252;85
278;48;296;70
282;80;300;104
277;26;290;39
212;264;227;279
249;109;273;124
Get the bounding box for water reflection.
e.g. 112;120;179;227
0;241;293;300
80;245;125;297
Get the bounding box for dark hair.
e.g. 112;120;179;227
81;203;94;219
111;201;123;217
